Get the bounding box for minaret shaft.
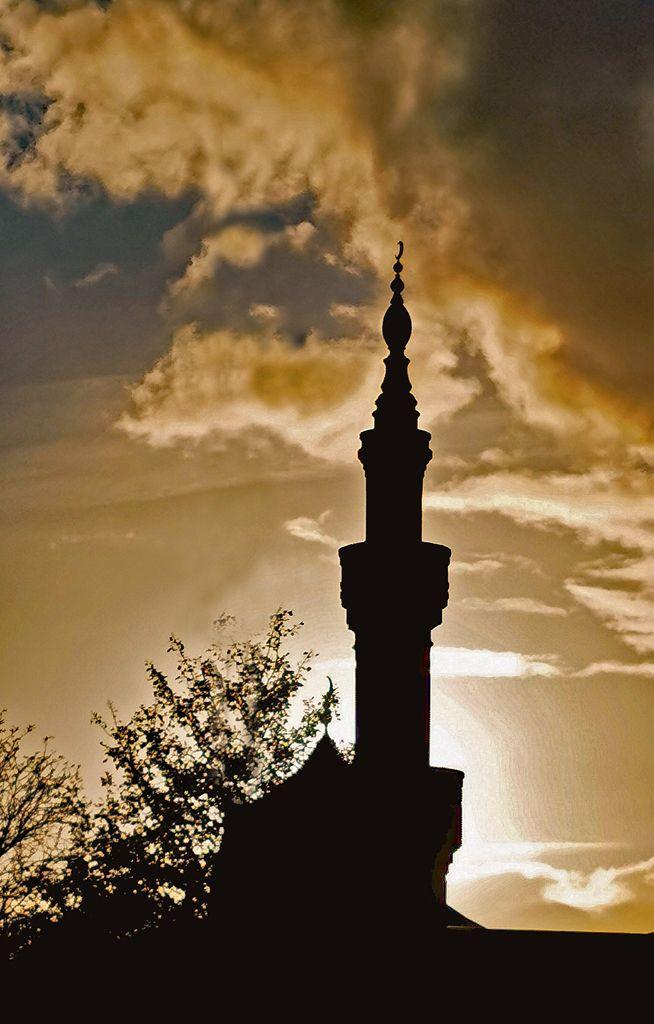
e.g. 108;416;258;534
354;631;432;769
361;426;432;544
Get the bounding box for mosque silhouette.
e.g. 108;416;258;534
9;248;646;999
211;244;474;937
209;248;651;968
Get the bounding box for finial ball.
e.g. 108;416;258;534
382;301;412;352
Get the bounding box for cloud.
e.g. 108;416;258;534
450;842;654;914
316;647;559;687
566;554;654;653
168;226;269;298
284;511;339;551
73;261;119;288
479;447;513;468
426;469;653;550
578;553;654;586
575;661;654;678
117;323;374;459
117;321;477;461
249;303;280;322
168;221;315;299
432;647;559;679
48;529;138;551
541;859;654;913
446;2;654;418
0;0;651;451
564;582;654;654
452;557;506;576
426;469;654;652
451;553;543;577
459;596;567;617
43;272;59;294
329;304;362;322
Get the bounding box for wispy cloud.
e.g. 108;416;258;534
433;647;559;679
48;529;138;551
283;511;339;552
452;557;506;576
249;303;280;322
565;581;654;654
118;325;373;459
168;221;315;299
426;469;654;652
575;661;654;678
459;596;567;617
426;469;653;549
318;649;559;684
451;552;544;577
73;261;118;288
450;842;654;913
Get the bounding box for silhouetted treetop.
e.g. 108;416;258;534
0;710;87;940
84;609;336;925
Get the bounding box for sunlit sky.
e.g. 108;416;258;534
0;0;653;932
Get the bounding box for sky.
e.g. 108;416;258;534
0;0;653;932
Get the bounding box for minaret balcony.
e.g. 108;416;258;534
339;540;450;633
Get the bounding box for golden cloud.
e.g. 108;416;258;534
118;322;476;461
450;842;654;915
426;469;654;654
1;0;651;452
168;221;316;299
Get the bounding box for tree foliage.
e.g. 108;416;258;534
0;611;335;949
0;710;87;940
80;610;336;929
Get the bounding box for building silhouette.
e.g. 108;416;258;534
9;248;649;992
211;245;473;935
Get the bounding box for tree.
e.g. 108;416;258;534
80;610;336;931
0;710;87;947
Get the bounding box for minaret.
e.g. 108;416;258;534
339;243;451;772
339;244;462;916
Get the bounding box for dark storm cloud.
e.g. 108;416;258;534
433;0;654;401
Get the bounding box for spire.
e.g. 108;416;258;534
372;242;419;431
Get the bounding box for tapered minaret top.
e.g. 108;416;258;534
357;243;432;546
373;242;419;432
340;240;450;773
